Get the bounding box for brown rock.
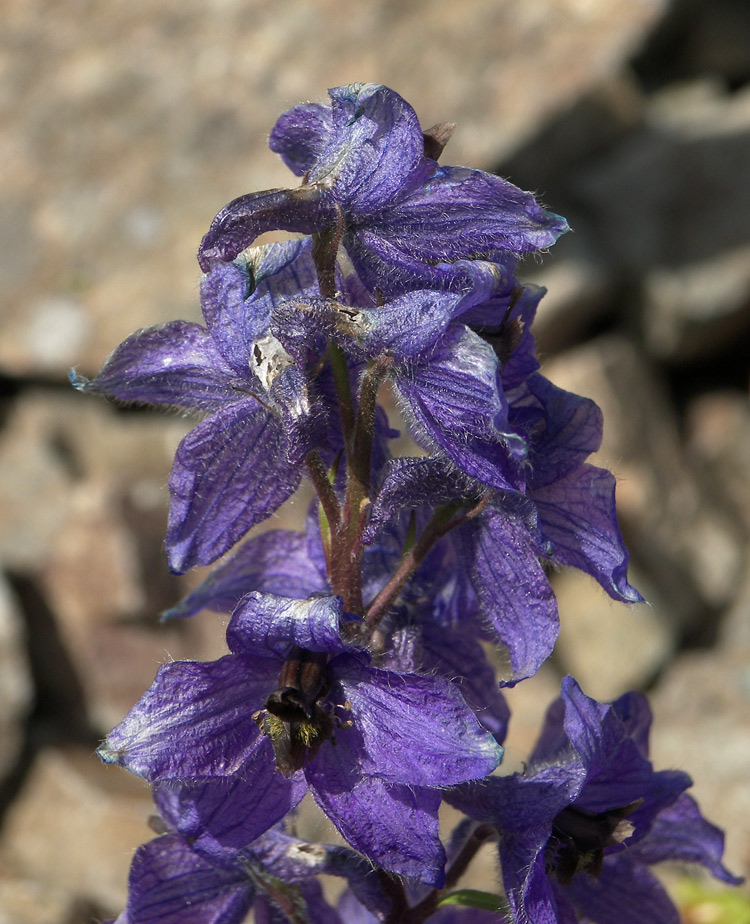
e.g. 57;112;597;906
650;637;750;880
0;747;153;918
544;337;746;634
0;576;32;785
552;567;674;701
1;0;667;378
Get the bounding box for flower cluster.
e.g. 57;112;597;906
74;84;739;923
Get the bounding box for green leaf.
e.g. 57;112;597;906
438;888;509;915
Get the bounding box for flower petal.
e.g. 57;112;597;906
166;400;301;573
71;321;238;411
227;592;351;657
312;84;429;216
334;654;503;786
397;325;525;491
532;463;642;602
269;102;334;176
364;456;479;543
164;530;326;620
565;854;680;924
462;510;559;682
307;740;446;886
631;793;743;886
374;164;568;261
154;754;306;853
420;621;510;745
98;654;276;781
199;261;269;376
113;834;253;924
198;187;336;271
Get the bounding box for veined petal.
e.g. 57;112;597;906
374;164;568;261
200;261;269;376
397;325;526;491
420;621;510;744
532;463;643;603
164;530;326;620
227;592;351;657
345;270;503;362
559;678;690;831
98;654;276;781
565;855;680;924
344;228;520;298
154;756;306;854
462;510;559;682
334;654;503;786
70;321;238;411
198;186;337;271
113;834;254;924
520;374;603;487
313;83;430;216
629;793;743;886
307;740;446;886
166;400;301;573
269;102;334;176
364;456;478;543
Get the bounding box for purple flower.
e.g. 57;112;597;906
197;84;567;295
72;241;327;573
448;676;741;924
366;369;641;682
110;782;388;924
98;592;503;885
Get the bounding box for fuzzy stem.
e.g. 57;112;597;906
365;493;491;630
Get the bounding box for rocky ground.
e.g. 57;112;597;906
1;0;749;921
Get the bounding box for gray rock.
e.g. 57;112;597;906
572;81;750;361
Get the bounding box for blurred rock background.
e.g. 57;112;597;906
1;0;749;920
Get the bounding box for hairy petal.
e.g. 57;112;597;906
532;463;643;602
200;261;269;376
71;321;238;411
154;758;306;854
397;325;525;491
312;83;429;215
374;164;568;262
164;530;326;620
364;455;478;543
462;511;559;682
112;834;253;924
307;740;446;886
269;102;334;176
631;793;743;885
334;654;503;786
166;401;300;573
98;654;276;781
198;187;336;271
565;855;680;924
227;592;351;657
420;621;510;744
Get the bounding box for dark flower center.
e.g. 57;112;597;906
546;801;640;886
253;645;336;776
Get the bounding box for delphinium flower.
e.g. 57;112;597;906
75;82;741;924
108;781;394;924
98;590;503;885
447;676;742;924
197;83;568;295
